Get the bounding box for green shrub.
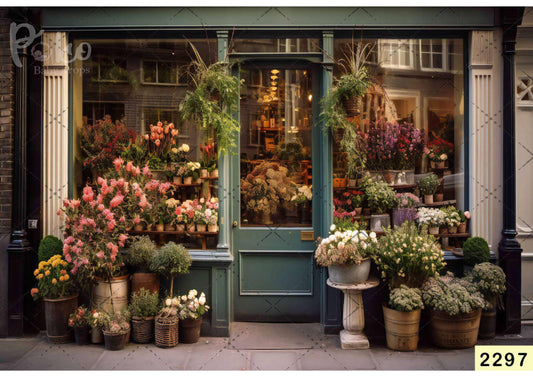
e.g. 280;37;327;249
470;262;506;300
418;174;440;196
126;236;156;271
128;288;160;319
150;242;192;297
38;235;63;262
365;181;396;214
388;285;424;312
463;237;490;266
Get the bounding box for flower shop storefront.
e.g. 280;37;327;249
8;7;525;341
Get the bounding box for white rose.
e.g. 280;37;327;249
330;224;336;232
440;154;447;160
199;296;206;305
334;231;341;238
172;297;180;306
165;298;172;306
181;144;190;152
181;295;187;302
192;289;198;296
328;235;335;241
370;232;377;239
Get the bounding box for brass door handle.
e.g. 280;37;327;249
233;221;238;228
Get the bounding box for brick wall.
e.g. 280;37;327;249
0;7;14;338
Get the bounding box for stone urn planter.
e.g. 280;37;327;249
328;259;371;285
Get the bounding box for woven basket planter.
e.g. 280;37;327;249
155;315;179;348
131;316;154;344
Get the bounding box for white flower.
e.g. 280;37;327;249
179;144;190;153
165;298;172;306
440;154;447;160
328;235;335;241
370;232;376;239
359;233;367;241
338;242;345;250
330;224;336;232
200;292;205;297
181;295;187;302
192;289;198;296
199;296;206;305
172;297;179;306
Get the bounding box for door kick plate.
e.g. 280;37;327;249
300;230;315;241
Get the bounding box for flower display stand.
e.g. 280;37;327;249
327;277;379;349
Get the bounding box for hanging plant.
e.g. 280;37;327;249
179;42;242;155
320;42;374;175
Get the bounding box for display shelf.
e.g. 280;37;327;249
389;183;417;190
433;232;470;238
171;183;202;188
417;199;457;207
128;229;218;250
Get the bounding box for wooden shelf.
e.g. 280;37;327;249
389;183;417;190
128;229;218;250
433;232;470;238
417;200;457;207
172;183;202;188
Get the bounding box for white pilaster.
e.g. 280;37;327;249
469;30;504;250
42;32;69;238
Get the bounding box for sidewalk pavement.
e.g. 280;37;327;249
1;323;532;370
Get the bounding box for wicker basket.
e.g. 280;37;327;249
131;316;154;344
342;97;360;117
155;315;179;348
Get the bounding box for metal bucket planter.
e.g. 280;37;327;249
131;316;154;344
383;305;421;351
430;308;481;348
91;327;103;344
103;329;130;351
74;326;90;345
43;294;79;343
179;317;203;344
370;214;390;232
93;275;129;313
131;272;159;295
393;208;417;227
478;298;497;339
328;259;371;285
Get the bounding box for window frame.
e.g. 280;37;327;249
140;59;182;86
378;39;416;70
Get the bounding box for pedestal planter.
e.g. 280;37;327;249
424;195;434;204
131;272;159;294
392;208;417;227
43;294;79;343
327;278;379;349
91;327;103;344
103;329;130;351
179;317;203;344
382;305;421;351
131;316;154;344
328;259;371;285
74;326;90;345
478;298;497;339
155;316;179;348
370;214;390;232
93;275;129;313
430;308;481;348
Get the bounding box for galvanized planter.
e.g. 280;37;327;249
328;259;371;285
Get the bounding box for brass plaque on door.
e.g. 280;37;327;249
301;230;315;241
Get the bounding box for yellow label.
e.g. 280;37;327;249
475;346;533;370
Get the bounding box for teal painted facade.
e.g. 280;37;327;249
39;7;500;337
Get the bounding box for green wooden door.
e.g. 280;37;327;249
231;62;321;322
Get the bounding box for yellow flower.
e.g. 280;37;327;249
37;274;43;280
52;278;57;284
59;276;64;282
63;274;69;281
45;270;50;276
34;269;40;276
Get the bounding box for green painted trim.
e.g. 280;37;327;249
40;7;496;30
67;56;74;198
189;250;233;265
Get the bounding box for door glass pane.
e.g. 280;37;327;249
240;68;313;227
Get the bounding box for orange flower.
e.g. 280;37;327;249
63;274;70;281
60;270;66;275
34;269;39;276
59;276;64;282
154;139;161;146
37;274;43;280
45;270;50;276
52;278;57;284
30;288;38;297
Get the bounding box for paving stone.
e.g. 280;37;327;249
299;348;377;370
250;351;299;370
186;348;250;370
0;338;41;369
93;344;185;370
370;348;448;370
436;351;475;370
230;322;321;350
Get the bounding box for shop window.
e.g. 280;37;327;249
230;38;320;53
332;38;465;247
72;38;217;250
240;67;313;227
142;61;180;85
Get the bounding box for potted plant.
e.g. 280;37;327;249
178;290;210;344
88;308;105;344
442;206;461;234
365;181;396;231
31;255;78;343
422;273;486;348
180;42;241;155
416;207;446;235
418;174;440;204
200;140;217;179
150;242;192;300
315;224;377;284
164;198;180;230
155;297;180;348
392;193;420;227
458;210;471;233
469;262;506;339
349;191;364;215
206;197;219;233
179;200;198;231
68;306;91;345
174;203;189;232
38;235;63;262
194;203;209;232
183;162;201;185
126;236;159;294
128;288;160;344
427;137;454;169
101;310;131;351
463;237;490;268
291;185;313;223
382;285;424;352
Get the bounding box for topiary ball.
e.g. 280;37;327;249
38;235;64;262
462;236;490;266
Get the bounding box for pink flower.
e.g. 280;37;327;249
69;199;80;209
110;194;124;208
126;161;133;172
113;157;124;172
97;204;105;212
82;186;94;202
142;166;150;176
107;219;116;231
118;234;128;247
133;216;140;224
65;253;72;263
119;216;125;222
133;167;141;176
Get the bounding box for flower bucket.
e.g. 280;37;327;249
43;294;79;343
74;326;90;345
200;169;209;178
430;308;481;348
132;316;154;344
164;224;175;231
196;224;207;232
187;223;195;232
435;193;444;202
328;259;371;285
370;214;390;232
155;224;165;232
131;272;160;294
383;305;421;351
179;317;203;344
103;329;130;351
155;316;179;348
424;195;434;204
436;161;445;168
133;224;144;231
176;224;186;232
354;208;362;216
91;327;103;344
93;276;129;313
393;208;417;227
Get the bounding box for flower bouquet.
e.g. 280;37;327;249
178;290;210;343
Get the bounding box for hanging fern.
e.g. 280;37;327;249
179;42;242;155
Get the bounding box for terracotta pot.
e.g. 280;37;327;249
210;169;218;178
328;259;371;285
131;316;154;344
133;224;144;231
93;275;129;313
435;193;444;202
164;224;175;231
173;176;182;184
74;326;90;345
200;169;209;178
131;272;160;294
184;177;193;185
43;294;79;343
430;308;481;348
176;224;186;232
196;224;207;232
354;208;362;216
155;224;165;232
383;305;421;351
448;226;458;234
429;226;439;235
208;224;218;233
458;223;467;233
179;317;203;344
187;223;195;232
103;329;130;351
424;195;434;204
